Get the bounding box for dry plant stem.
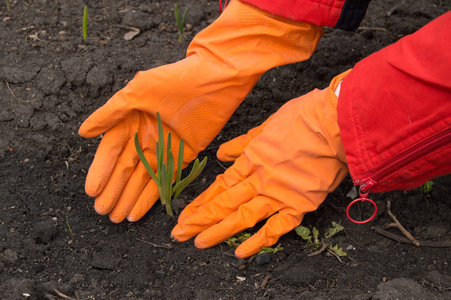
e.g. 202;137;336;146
259;275;271;289
53;289;77;300
385;199;420;246
357;26;387;31
307;242;329;257
372;227;451;247
326;248;344;264
5;81;28;103
135;238;173;249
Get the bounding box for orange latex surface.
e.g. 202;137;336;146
78;0;323;223
172;71;350;258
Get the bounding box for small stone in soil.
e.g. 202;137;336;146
254;253;272;265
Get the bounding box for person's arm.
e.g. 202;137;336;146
241;0;371;31
338;11;451;194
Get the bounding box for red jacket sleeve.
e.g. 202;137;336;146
240;0;370;31
337;12;451;193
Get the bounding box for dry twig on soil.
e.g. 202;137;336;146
135;238;173;249
384;198;420;246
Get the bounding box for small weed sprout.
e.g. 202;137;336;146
225;232;251;248
420;180;434;195
174;4;188;43
225;232;284;255
6;0;10;11
66;216;74;240
82;6;88;42
134;112;207;216
259;245;284;255
296;222;347;258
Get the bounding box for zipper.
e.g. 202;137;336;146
354;127;451;194
347;127;451;224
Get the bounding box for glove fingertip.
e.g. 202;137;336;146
217;141;242;162
109;213;126;223
170;225;191;242
78;117;101;138
235;241;261;259
194;236;211;249
84;175;105;197
126;209;145;222
94;201;112;216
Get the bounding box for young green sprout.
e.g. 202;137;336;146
134;112;207;216
174;4;188;43
82;6;88;42
296;222;347;257
6;0;10;11
420;180;434;195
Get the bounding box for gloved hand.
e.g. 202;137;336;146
79;0;323;223
171;71;351;258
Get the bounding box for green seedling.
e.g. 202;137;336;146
258;245;284;255
66;216;74;239
225;232;284;256
420;180;434;195
296;222;347;257
174;4;188;43
328;244;347;257
134;112;207;216
225;232;251;248
82;6;88;42
6;0;10;11
324;221;344;239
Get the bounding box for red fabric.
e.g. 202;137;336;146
338;12;451;193
241;0;344;28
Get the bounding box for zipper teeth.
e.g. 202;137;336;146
364;128;451;183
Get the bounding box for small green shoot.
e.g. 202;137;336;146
324;221;344;239
82;6;88;42
225;232;284;256
296;222;347;258
66;216;74;239
225;232;251;248
134;112;207;216
420;180;434;195
328;244;347;257
258;245;284;255
6;0;10;11
295;225;312;244
174;4;188;43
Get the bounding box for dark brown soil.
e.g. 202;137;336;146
1;0;450;299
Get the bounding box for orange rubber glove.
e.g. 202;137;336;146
79;0;323;223
171;71;351;258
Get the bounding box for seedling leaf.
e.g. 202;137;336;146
134;132;159;184
225;232;251;248
329;244;347;257
324;222;344;239
176;138;184;183
295;225;312;243
174;4;188;42
135;111;207;216
82;6;88;42
420;180;434;195
312;227;320;245
258;246;284;255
